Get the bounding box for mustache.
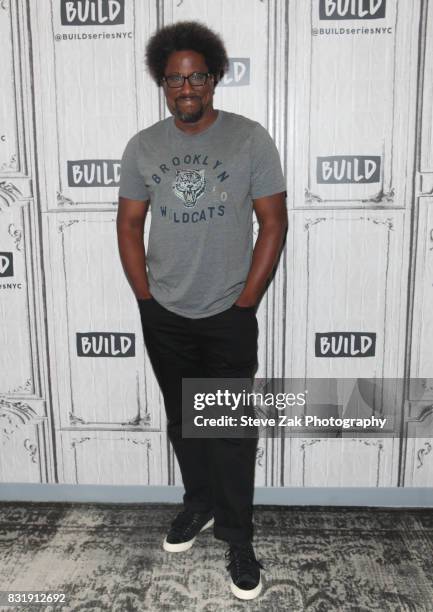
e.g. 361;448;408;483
176;95;201;101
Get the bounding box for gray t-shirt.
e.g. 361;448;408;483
118;110;286;318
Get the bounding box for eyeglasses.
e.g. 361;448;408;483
161;72;213;88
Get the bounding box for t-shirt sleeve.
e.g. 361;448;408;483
250;123;286;199
118;134;150;201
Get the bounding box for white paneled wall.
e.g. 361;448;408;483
1;0;432;490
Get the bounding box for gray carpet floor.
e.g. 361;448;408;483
0;502;433;611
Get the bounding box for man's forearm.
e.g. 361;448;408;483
237;222;287;306
117;226;151;299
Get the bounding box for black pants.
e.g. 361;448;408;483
138;297;259;543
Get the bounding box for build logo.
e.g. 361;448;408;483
317;156;381;184
0;252;13;277
220;59;250;87
68;160;120;186
61;0;125;26
76;332;135;357
319;0;386;20
315;332;376;357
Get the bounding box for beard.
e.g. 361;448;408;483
174;97;205;123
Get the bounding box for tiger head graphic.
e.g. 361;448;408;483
172;169;206;208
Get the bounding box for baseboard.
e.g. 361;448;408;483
0;484;433;507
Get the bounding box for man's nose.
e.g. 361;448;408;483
179;77;194;94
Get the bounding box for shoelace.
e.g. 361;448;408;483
170;510;203;537
225;543;265;576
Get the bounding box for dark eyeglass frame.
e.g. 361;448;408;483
161;71;213;88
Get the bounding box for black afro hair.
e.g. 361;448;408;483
145;21;229;86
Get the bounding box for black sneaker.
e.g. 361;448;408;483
162;508;214;552
225;541;264;600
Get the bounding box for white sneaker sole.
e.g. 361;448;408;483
230;575;263;600
162;517;214;552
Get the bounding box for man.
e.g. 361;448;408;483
116;21;287;601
